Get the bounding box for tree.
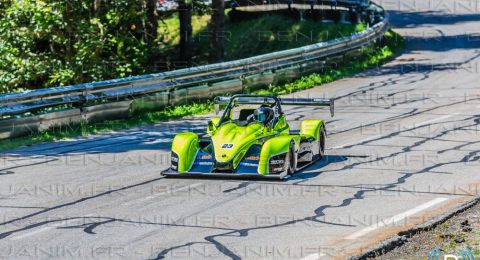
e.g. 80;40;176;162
142;0;158;44
178;0;193;66
0;0;155;93
209;0;225;63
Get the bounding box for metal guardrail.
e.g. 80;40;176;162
0;2;388;139
232;0;371;8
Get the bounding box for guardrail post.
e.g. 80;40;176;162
79;85;88;121
339;10;351;24
241;75;247;94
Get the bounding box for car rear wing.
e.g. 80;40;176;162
279;98;334;117
214;95;334;117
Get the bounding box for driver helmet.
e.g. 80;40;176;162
254;107;274;124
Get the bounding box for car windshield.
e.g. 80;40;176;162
230;104;275;126
230;104;258;122
218;96;278;126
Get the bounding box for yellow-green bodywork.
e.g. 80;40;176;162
171;132;199;172
207;117;220;134
258;135;301;174
212;122;265;163
300;119;325;140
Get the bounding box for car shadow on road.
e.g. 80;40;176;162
289;154;356;180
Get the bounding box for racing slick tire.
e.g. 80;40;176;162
319;125;326;159
287;141;297;175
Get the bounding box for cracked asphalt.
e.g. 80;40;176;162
1;1;480;259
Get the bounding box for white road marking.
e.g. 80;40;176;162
122;183;203;206
333;114;455;149
345;198;449;240
10;215;98;241
301;253;326;260
10;226;56;241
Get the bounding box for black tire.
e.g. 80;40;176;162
287;141;297;175
319;125;326;159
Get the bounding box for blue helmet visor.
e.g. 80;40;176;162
257;113;266;122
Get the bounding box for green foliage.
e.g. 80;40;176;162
157;13;210;55
0;0;154;93
0;7;360;93
354;22;367;32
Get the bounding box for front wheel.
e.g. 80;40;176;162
287;141;297;175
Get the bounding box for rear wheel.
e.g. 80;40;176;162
319;125;326;159
287;141;297;175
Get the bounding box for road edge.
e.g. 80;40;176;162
350;197;480;259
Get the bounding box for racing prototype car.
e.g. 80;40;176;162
161;94;334;179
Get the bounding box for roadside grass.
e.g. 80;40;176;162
0;29;404;152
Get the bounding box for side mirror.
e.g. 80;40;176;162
207;120;215;133
207;117;220;134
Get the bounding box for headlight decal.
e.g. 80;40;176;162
171;151;179;170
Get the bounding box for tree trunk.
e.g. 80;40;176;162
143;0;158;44
209;0;225;63
178;1;193;66
93;0;102;13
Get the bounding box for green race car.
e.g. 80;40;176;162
161;94;334;179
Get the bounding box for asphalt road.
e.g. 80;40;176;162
1;1;480;259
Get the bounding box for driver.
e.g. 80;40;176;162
252;106;274;125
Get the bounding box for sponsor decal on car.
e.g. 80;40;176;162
270;159;284;164
197;162;213;165
239;162;259;167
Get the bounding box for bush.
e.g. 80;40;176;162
0;0;155;93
